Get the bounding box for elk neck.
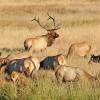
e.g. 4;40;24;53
46;33;55;46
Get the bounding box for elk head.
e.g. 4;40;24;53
31;13;61;39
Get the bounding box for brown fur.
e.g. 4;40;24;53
67;41;91;58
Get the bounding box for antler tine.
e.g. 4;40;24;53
47;13;55;28
31;16;48;31
47;13;61;31
31;16;37;21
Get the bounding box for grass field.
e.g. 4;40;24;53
0;0;100;100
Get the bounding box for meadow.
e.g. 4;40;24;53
0;0;100;100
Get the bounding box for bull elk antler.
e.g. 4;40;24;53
31;14;61;31
47;13;61;31
32;16;49;31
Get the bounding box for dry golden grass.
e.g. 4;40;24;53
0;1;100;99
0;0;100;71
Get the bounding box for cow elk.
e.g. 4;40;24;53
24;14;60;54
40;54;66;70
55;65;97;84
5;56;40;82
67;41;91;58
0;51;32;65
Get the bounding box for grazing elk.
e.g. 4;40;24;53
55;65;97;84
40;54;66;70
67;41;91;58
89;54;100;63
24;14;60;54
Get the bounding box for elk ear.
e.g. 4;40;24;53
58;55;66;65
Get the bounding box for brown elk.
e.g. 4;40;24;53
66;41;91;58
24;14;60;54
55;65;97;84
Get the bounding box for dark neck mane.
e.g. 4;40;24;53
47;33;55;46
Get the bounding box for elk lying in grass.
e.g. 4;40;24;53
0;51;32;65
40;54;66;70
4;56;40;82
55;65;97;84
67;41;91;58
24;14;60;54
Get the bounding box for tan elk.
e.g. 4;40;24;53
66;41;91;58
24;14;60;54
55;65;97;84
0;51;32;65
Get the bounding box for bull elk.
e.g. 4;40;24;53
66;41;91;58
24;14;60;54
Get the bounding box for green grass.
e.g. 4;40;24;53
0;71;100;100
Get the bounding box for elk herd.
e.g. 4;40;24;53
0;14;99;84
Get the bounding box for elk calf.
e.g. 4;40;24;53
55;65;96;84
